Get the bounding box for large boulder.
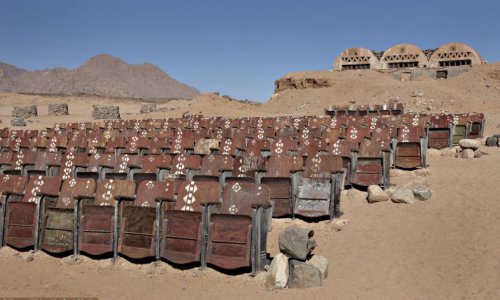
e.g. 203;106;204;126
413;185;433;201
391;187;415;204
367;185;389;203
461;149;475;159
92;105;120;119
278;227;316;261
307;255;328;280
266;253;289;289
485;137;498;147
288;260;322;288
458;139;481;150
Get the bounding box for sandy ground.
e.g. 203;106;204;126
0;65;499;299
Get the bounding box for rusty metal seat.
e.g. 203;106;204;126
77;152;115;181
27;152;62;178
3;175;61;250
351;139;391;189
224;155;266;184
105;154;143;180
4;150;36;176
450;114;469;144
60;152;90;181
193;154;234;193
257;155;303;218
0;151;13;173
466;113;485;139
394;124;427;169
205;182;271;274
40;178;96;255
170;154;202;180
0;174;27;246
427;114;452;149
161;181;220;265
78;179;135;257
133;154;172;182
118;180;174;260
327;139;356;188
295;154;344;219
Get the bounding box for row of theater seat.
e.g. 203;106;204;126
0;175;271;274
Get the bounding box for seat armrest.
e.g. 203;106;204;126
155;196;175;202
36;191;60;198
201;197;222;205
251;199;272;209
114;195;136;201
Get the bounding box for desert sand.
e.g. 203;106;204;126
0;63;499;299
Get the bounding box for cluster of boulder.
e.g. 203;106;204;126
11;105;38;127
456;139;483;159
92;105;120;119
485;135;500;147
368;184;432;204
267;227;328;289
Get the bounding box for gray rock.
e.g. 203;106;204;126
458;139;481;150
485;137;498;147
461;149;475;159
10;118;26;127
279;227;315;261
48;103;69;116
12;105;37;119
413;185;433;201
307;255;328;279
288;260;322;288
391;187;415;204
266;253;289;289
367;185;388;203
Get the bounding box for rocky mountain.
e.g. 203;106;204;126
0;54;199;99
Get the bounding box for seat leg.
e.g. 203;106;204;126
73;202;79;257
155;201;162;261
112;203;119;262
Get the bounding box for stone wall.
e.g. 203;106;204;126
48;103;69;116
12;105;37;119
92;105;120;119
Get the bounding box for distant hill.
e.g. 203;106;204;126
0;54;200;99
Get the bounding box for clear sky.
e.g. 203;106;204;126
0;0;498;101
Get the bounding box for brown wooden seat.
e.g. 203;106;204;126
205;182;271;274
40;178;96;254
119;180;174;260
394;125;427;169
78;179;135;257
0;174;28;246
4;175;62;250
258;155;303;217
295;154;344;219
161;181;220;265
351;139;391;189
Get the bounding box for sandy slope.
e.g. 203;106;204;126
0;65;499;299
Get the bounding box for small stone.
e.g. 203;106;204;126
461;149;475;159
474;149;487;158
279;227;315;261
288;260;322;289
458;139;481;150
413;185;433;201
11;118;26;127
266;253;289;289
485;137;498;147
367;185;389;203
391;187;415;204
21;251;35;262
307;255;328;279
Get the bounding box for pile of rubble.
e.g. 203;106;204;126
267;227;328;289
48;103;69;116
139;103;172;114
11;105;37;127
92;105;120;119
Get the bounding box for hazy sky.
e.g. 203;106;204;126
0;0;498;101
